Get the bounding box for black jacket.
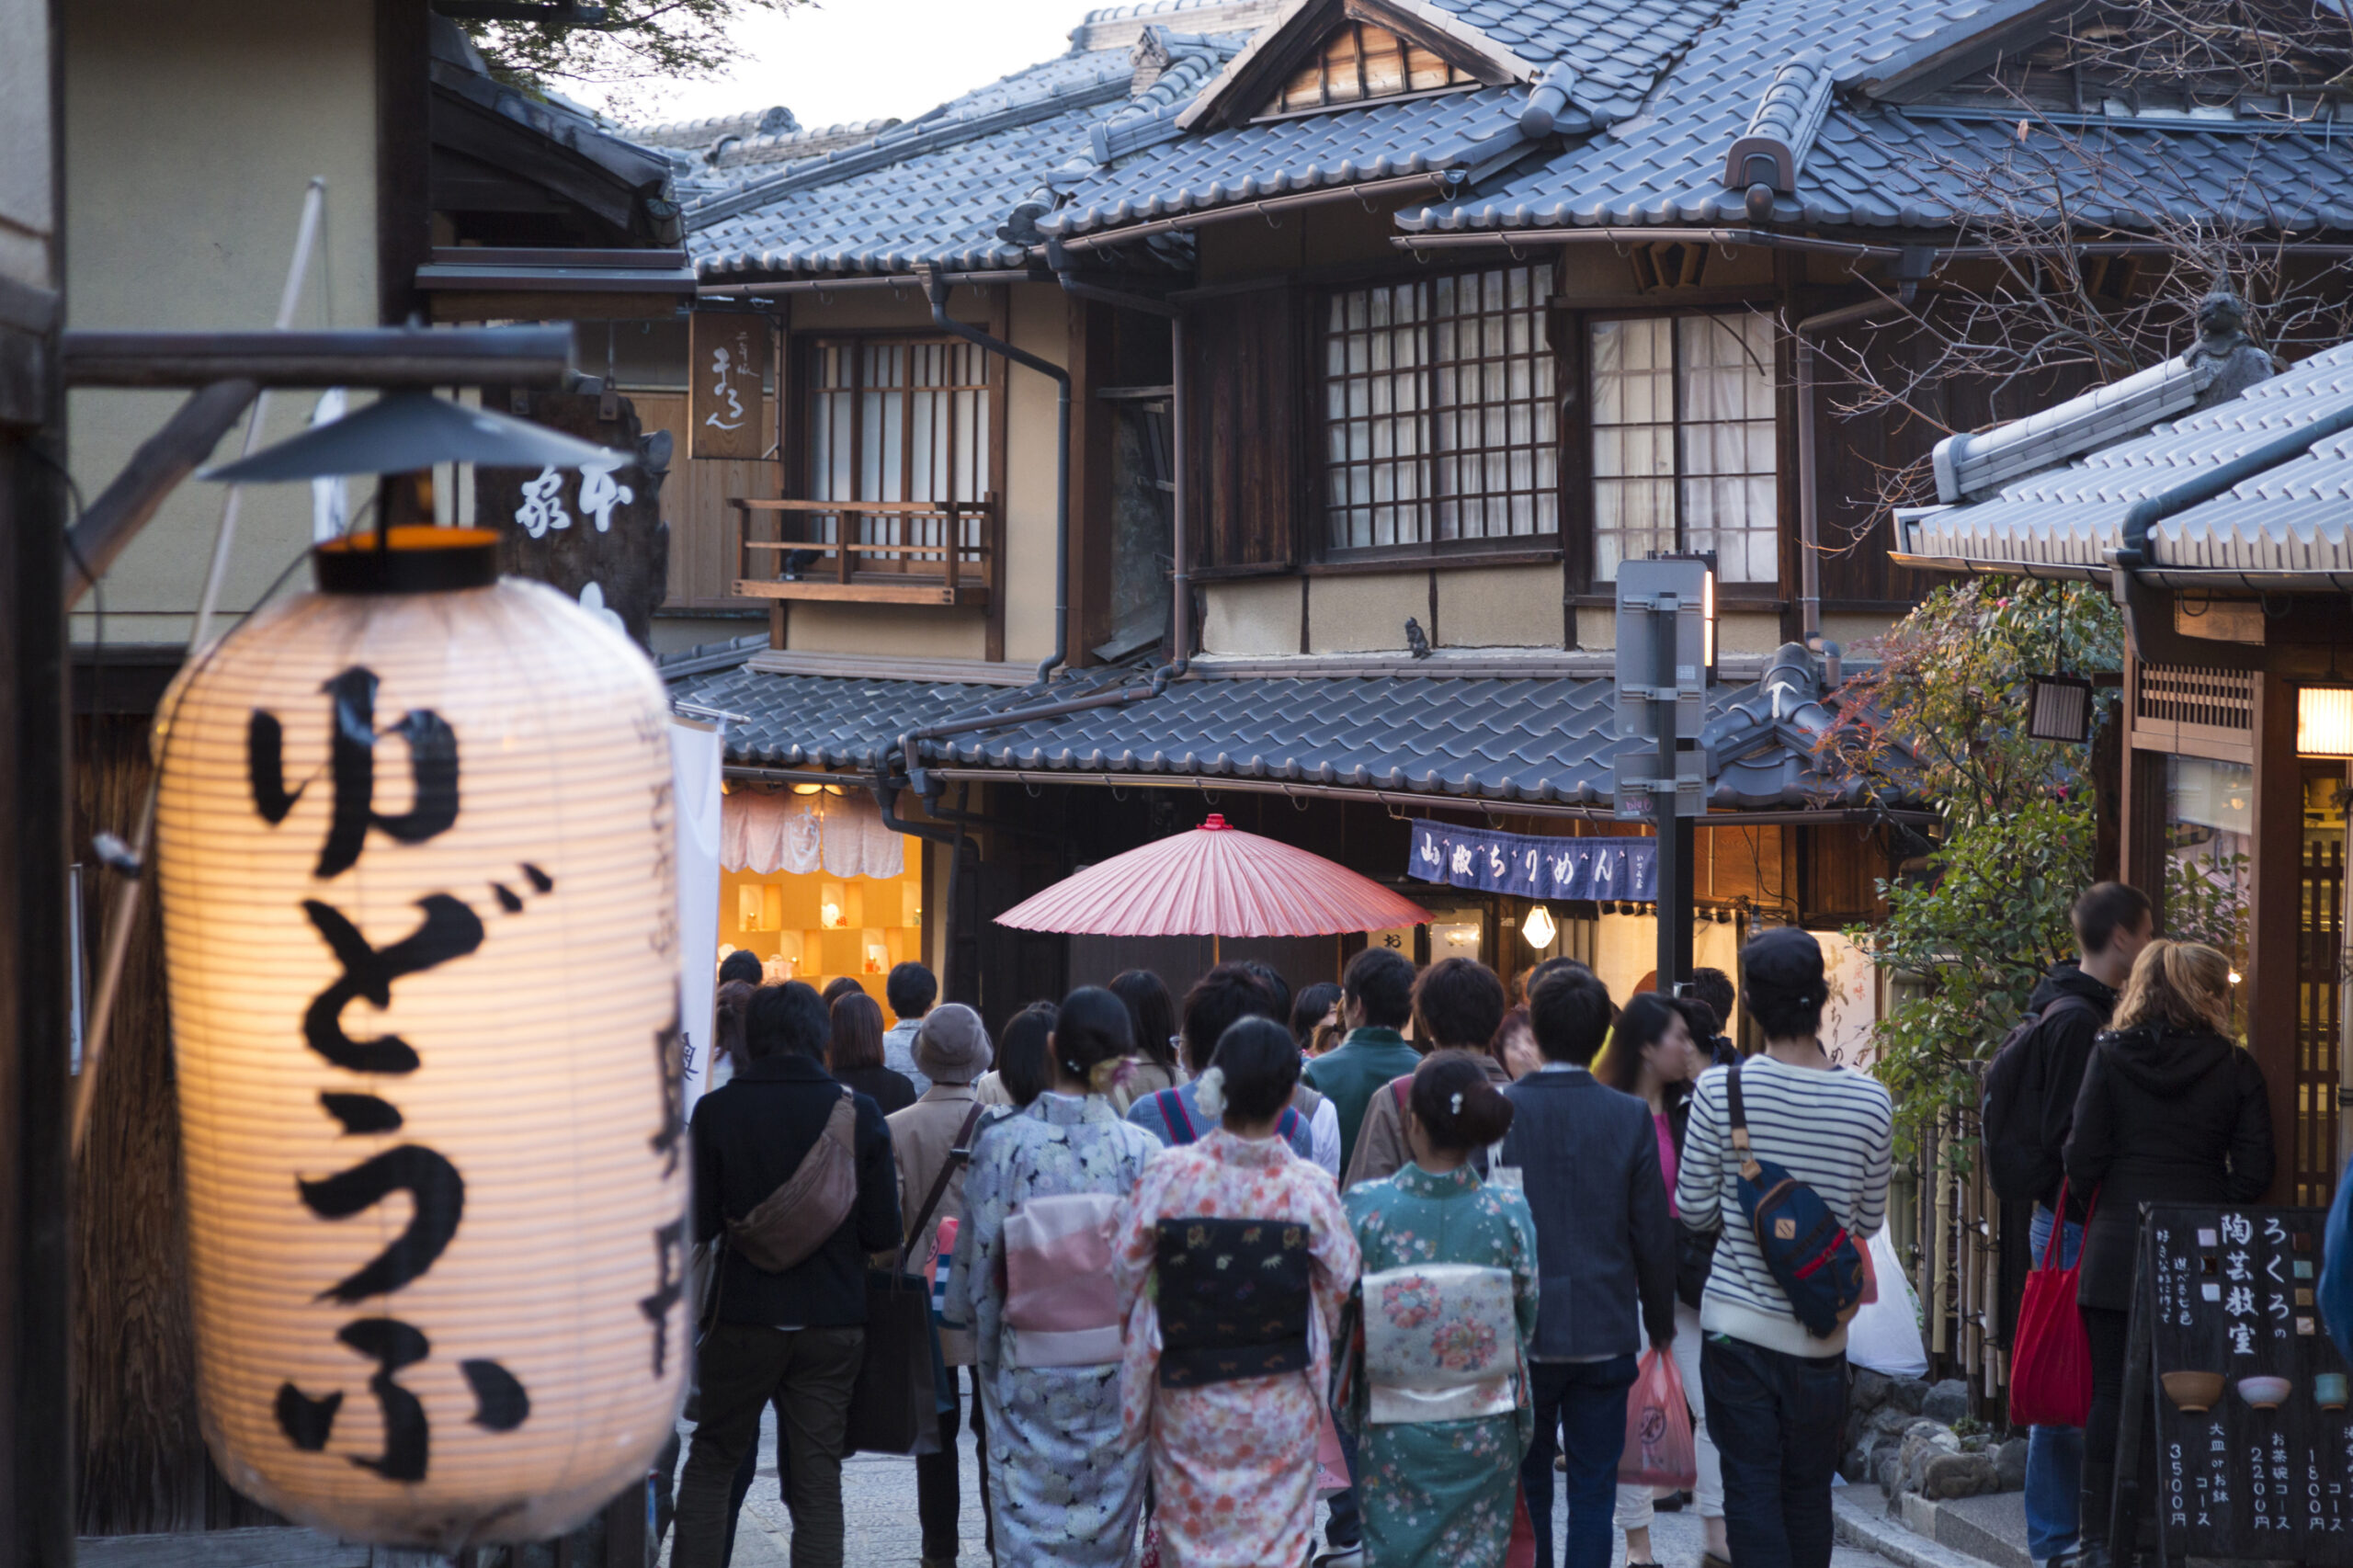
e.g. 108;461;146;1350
2022;962;2119;1219
836;1063;917;1118
2063;1022;2273;1312
691;1053;902;1329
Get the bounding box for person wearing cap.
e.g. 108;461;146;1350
886;1003;995;1566
1675;928;1893;1568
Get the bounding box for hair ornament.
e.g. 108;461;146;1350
1450;1090;1464;1116
1194;1065;1227;1119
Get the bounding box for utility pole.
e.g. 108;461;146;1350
1614;554;1715;999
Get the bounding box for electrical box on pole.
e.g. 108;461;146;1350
1612;554;1716;995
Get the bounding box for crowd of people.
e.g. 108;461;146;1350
671;922;1914;1568
671;875;2288;1568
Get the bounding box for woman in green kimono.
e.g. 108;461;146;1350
1340;1050;1540;1567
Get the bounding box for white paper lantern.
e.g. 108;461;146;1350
151;528;689;1550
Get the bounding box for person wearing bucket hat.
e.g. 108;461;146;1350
888;1002;995;1564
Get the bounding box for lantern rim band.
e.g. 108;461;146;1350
314;527;500;596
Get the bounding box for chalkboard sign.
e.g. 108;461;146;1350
2115;1204;2351;1565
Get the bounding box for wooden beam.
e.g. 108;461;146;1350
62;326;574;389
731;578;991;607
2247;670;2305;1205
378;0;433;324
63;381;258;609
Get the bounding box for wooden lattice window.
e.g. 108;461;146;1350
1588;312;1779;583
1268;23;1471;116
1320;263;1557;553
806;337;995;573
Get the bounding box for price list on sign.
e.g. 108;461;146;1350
2126;1204;2352;1565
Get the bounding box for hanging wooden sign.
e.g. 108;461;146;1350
689;312;767;460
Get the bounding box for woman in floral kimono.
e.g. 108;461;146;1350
947;987;1162;1565
1340;1051;1540;1567
1111;1017;1360;1568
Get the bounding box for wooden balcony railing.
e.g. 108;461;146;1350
730;494;999;607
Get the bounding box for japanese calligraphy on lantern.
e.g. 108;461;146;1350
2132;1204;2352;1564
153;564;690;1549
690;312;767;460
1407;820;1658;902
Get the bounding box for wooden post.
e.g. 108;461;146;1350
838;507;854;586
944;501;961;597
2249;671;2305;1204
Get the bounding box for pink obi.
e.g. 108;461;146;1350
1003;1193;1123;1368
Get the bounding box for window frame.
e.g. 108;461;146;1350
1566;303;1787;598
1258;20;1476;119
1312;261;1566;567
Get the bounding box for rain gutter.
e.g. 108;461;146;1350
921;766;1935;826
695;268;1019;300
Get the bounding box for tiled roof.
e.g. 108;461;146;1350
668;647;1893;809
665;660;1135;770
1042;85;1537;236
687;36;1253;280
631;106;800;152
1893;339;2353;587
1399;0;2353;234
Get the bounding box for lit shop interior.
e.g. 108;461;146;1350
717;785;929;1008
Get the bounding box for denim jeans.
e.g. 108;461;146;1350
1520;1356;1640;1568
1702;1333;1846;1568
2025;1204;2085;1563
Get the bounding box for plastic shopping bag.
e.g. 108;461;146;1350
1617;1346;1698;1488
1844;1227;1929;1380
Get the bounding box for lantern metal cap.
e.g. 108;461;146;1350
314;527;500;595
203;390;624;482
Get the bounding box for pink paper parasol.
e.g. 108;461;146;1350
994;814;1430;938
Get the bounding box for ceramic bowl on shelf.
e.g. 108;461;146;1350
2316;1373;2349;1410
2237;1375;2293;1410
2163;1371;2226;1413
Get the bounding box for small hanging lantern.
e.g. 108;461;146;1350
2025;675;2095;744
2298;684;2353;757
150;526;688;1549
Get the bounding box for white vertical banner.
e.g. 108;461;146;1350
670;719;725;1115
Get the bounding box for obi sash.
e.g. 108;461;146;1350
1003;1193;1122;1368
1154;1217;1313;1389
1361;1263;1519;1425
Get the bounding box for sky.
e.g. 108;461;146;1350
577;0;1103;131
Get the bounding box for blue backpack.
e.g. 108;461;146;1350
1727;1062;1868;1339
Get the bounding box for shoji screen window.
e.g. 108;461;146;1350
1322;263;1556;554
806;338;994;568
1588;312;1778;583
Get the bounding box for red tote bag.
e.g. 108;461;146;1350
2009;1181;2098;1428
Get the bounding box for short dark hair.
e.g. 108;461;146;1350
718;949;763;987
1409;1050;1514;1151
1412;958;1507;1051
1243;962;1292;1030
1209;1017;1302;1122
1109;969;1180;1074
1528;965;1614;1065
1686;967;1734;1028
1518;954;1586;1006
745;982;829;1062
1597;992;1683;1095
1290;982;1342;1047
997;1003;1057;1108
1343;945;1415;1030
2073;882;2154;957
1674;994;1722;1048
828;991;886;1074
1052;986;1134;1081
821;975;864;1008
1179;962;1283;1074
886;960;938;1018
1741;927;1826;1041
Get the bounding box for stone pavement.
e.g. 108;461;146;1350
665;1405;1905;1568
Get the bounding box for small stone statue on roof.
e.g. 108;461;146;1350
2187;287;2280;407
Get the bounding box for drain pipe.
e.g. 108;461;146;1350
920;265;1072;685
1047;238;1190;682
1794;247;1933;676
874;780;967;997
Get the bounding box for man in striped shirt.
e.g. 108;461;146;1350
1676;928;1893;1568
